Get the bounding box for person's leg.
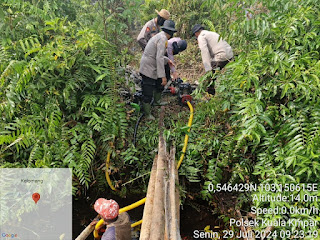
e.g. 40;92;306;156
154;78;167;106
164;52;171;81
141;74;156;120
165;63;171;81
205;62;218;95
206;60;232;95
216;60;230;69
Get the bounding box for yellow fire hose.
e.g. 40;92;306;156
177;101;194;169
105;151;117;191
95;101;193;238
131;219;143;228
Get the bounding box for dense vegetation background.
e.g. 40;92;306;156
1;0;319;237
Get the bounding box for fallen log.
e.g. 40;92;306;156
175;156;180;228
168;147;181;240
75;225;95;240
140;155;158;240
164;173;170;240
149;134;168;240
75;215;99;240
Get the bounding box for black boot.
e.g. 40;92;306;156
206;86;215;95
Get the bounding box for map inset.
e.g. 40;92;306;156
0;168;72;240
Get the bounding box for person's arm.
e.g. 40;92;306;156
167;43;176;73
156;38;167;83
144;29;154;42
137;22;153;50
198;35;212;72
165;56;178;80
172;71;178;80
137;38;147;50
163;56;169;65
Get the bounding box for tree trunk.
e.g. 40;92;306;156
168;147;181;240
149;134;167;240
75;215;99;240
140;155;158;240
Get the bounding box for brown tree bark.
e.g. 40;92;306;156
168;147;181;240
75;215;99;240
140;155;158;240
149;134;168;240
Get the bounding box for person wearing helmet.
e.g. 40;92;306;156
139;20;177;120
192;24;233;94
166;38;187;80
137;9;170;50
93;198;131;240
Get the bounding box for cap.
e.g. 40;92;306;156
155;9;170;20
191;24;204;35
161;20;177;32
94;198;119;220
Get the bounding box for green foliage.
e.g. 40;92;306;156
73;0;142;52
146;0;320;233
208;0;319;233
0;0;131;195
141;0;210;38
1;0;320;234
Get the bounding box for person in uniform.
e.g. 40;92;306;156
192;24;234;95
166;37;187;80
93;198;131;240
139;20;177;120
137;9;170;50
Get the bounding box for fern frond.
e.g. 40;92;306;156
81;138;96;168
202;19;216;32
15;59;37;92
48;110;62;139
307;108;320;146
81;95;98;111
28;141;41;167
0;60;21;86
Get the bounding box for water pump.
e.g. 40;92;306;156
163;78;194;105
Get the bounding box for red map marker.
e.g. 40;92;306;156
32;193;40;204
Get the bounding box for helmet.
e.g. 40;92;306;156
94;198;119;220
161;20;177;32
177;40;187;51
173;40;187;55
191;24;204;35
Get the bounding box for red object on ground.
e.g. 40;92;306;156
169;86;177;94
32;193;40;204
181;95;192;104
